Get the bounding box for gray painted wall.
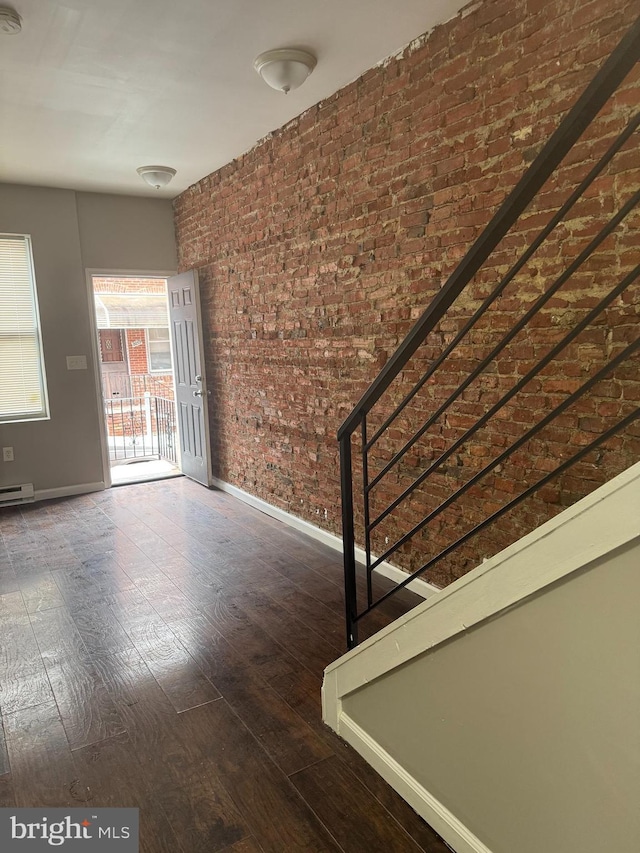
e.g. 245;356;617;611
76;192;177;272
0;184;176;494
343;540;640;853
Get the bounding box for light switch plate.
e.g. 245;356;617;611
66;355;87;370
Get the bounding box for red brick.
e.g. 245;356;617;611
173;0;638;588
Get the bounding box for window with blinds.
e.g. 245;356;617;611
0;234;49;422
147;327;172;372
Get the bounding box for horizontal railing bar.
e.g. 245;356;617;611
369;329;640;570
366;190;640;506
338;17;640;442
105;395;171;405
357;405;640;620
365;114;640;454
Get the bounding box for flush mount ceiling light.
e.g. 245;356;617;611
253;49;316;94
0;6;22;34
136;165;177;189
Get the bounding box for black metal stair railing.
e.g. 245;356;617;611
338;18;640;649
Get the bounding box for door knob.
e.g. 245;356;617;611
193;390;203;397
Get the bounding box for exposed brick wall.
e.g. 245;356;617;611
125;329;149;375
174;0;639;588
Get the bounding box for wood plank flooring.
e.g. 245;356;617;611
0;477;449;853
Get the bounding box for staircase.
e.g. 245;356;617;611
323;19;640;853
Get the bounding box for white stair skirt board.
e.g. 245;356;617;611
322;462;640;853
34;482;106;502
324;461;640;695
210;477;440;600
339;715;493;853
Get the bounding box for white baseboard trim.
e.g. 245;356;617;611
35;482;106;502
339;713;492;853
211;476;439;599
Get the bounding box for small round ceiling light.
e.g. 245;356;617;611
136;165;177;190
0;7;22;34
253;49;316;94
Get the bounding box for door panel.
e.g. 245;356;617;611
168;270;212;486
99;329;125;363
173;321;186;385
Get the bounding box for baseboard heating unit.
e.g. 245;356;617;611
0;483;35;507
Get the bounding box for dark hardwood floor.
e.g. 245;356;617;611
0;477;449;853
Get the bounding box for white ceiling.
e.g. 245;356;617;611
0;0;468;198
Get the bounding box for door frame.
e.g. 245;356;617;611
85;268;177;489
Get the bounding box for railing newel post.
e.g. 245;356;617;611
361;417;373;609
340;431;359;649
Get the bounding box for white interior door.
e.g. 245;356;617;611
167;270;212;486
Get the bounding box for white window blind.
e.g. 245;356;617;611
0;234;49;422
